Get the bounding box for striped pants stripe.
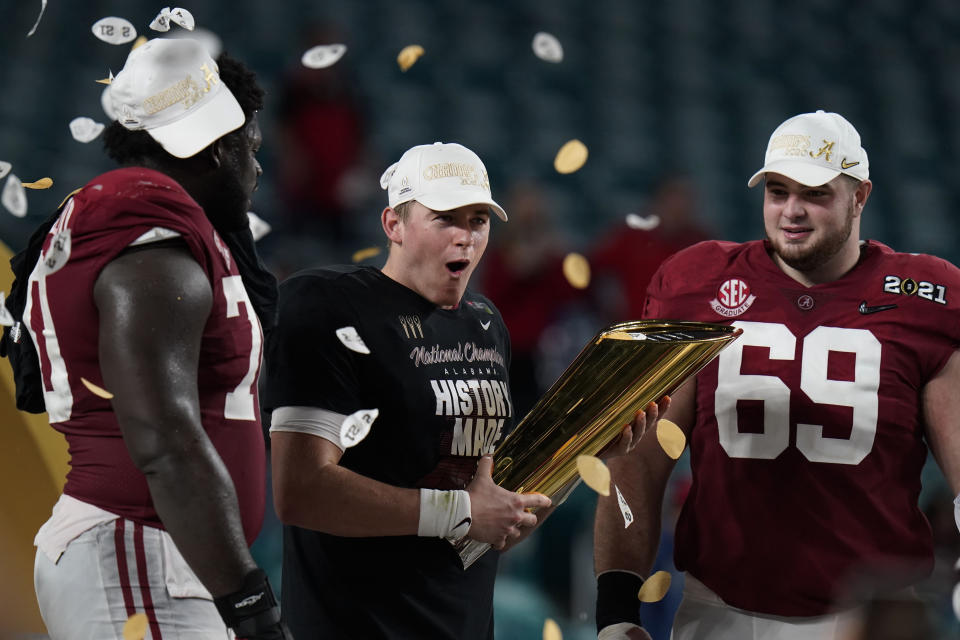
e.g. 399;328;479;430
35;519;232;640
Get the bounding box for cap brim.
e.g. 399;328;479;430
413;192;508;222
147;85;245;159
747;161;840;188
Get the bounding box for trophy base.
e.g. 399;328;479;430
453;538;491;569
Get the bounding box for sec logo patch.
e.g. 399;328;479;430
710;278;756;317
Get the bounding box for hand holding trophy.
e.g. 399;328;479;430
455;319;741;567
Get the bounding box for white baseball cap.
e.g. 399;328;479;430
747;110;869;188
379;142;507;221
110;38;244;159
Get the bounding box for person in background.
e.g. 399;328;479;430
590;173;709;323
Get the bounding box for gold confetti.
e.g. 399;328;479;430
543;617;562;640
132;35;148;50
81;377;114;400
553;139;588;174
397;44;425;71
351;246;382;263
22;177;53;190
562;252;590;289
656;419;686;460
123;612;148;640
638;570;672;603
58;187;82;209
576;454;610;496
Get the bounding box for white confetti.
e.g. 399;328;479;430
150;7;195;32
69;117;106;143
149;9;171;32
626;213;661;231
170;7;195;30
340;408;378;448
27;0;47;37
40;229;72;275
0;161;11;180
2;175;27;217
532;32;563;63
954;494;959;534
301;44;348;69
0;292;14;327
92;17;138;45
614;484;634;529
336;326;370;354
247;212;271;242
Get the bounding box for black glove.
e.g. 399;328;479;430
596;570;644;633
214;569;293;640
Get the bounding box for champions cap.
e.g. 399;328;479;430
110;38;244;159
747;110;869;188
380;142;507;221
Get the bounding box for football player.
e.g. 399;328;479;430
594;110;960;639
16;39;289;639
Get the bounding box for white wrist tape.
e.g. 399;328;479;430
418;488;472;539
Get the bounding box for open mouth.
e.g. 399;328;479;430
782;227;812;240
446;260;469;275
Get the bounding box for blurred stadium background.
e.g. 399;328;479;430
2;0;959;638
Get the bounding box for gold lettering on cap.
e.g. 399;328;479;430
200;63;218;92
423;163;490;191
809;140;836;162
769;134;810;157
141;75;205;115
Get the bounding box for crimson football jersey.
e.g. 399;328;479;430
645;239;960;617
24;167;265;543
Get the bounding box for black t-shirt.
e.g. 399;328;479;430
263;265;515;640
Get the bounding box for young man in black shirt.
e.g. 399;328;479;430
264;142;553;638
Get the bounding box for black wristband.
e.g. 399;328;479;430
596;570;644;632
214;569;285;639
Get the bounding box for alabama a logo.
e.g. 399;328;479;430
710;278;756;318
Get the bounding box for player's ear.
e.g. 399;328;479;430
382;207;403;245
853;179;872;214
207;139;225;169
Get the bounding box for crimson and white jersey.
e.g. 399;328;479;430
645;239;960;617
24;167;265;543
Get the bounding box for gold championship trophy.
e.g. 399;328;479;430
455;320;742;568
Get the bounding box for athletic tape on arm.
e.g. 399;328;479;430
269;406;344;451
418;488;471;539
